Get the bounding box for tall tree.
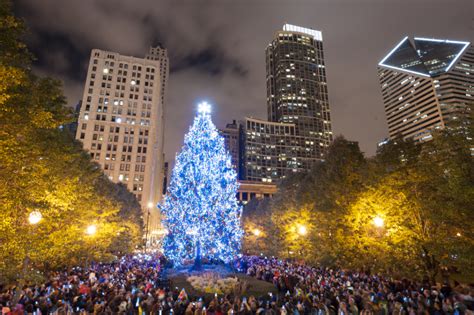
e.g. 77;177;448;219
160;104;243;266
0;0;143;283
301;137;367;265
254;137;367;264
342;127;474;281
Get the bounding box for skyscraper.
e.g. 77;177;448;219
266;24;333;169
242;117;298;182
378;37;473;141
219;120;240;174
76;46;168;228
220;119;279;203
238;24;333;183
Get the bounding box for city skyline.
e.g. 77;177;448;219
1;0;474;297
14;0;474;158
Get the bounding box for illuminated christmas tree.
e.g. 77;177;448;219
160;102;243;267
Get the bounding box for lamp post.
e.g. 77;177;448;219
15;211;43;303
251;228;262;255
85;224;97;269
144;202;153;254
296;224;308;259
371;215;385;239
23;211;42;273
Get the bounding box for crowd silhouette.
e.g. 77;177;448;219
1;255;472;314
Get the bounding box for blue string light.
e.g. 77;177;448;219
159;103;243;265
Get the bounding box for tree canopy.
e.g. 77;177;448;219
243;130;474;281
0;0;143;283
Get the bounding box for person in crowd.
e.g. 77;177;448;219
1;255;473;314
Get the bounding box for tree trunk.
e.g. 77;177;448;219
422;246;439;284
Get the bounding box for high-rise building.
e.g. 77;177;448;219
219;120;240;174
220;119;279;203
76;46;169;228
378;36;473;141
237;24;333;182
266;24;333;169
220;24;333;184
242;117;299;182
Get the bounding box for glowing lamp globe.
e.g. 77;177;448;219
297;225;308;236
253;228;261;236
373;216;384;228
86;224;97;235
28;211;42;225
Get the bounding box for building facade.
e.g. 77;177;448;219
241;117;299;182
76;47;169;229
266;24;333;167
236;180;277;204
378;37;473;141
220;120;240;174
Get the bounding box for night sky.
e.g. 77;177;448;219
14;0;474;160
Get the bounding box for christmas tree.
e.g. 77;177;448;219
160;102;243;266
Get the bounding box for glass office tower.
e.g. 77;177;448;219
378;37;473;141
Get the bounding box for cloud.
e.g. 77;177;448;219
14;0;474;158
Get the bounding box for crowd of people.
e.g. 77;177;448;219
238;256;473;314
1;254;473;314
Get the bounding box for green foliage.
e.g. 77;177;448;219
0;0;143;284
245;133;474;281
241;198;277;256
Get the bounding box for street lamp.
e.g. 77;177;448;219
85;224;98;269
28;210;42;225
253;228;261;237
86;224;97;235
373;216;384;228
16;210;43;303
144;203;152;253
297;225;307;236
